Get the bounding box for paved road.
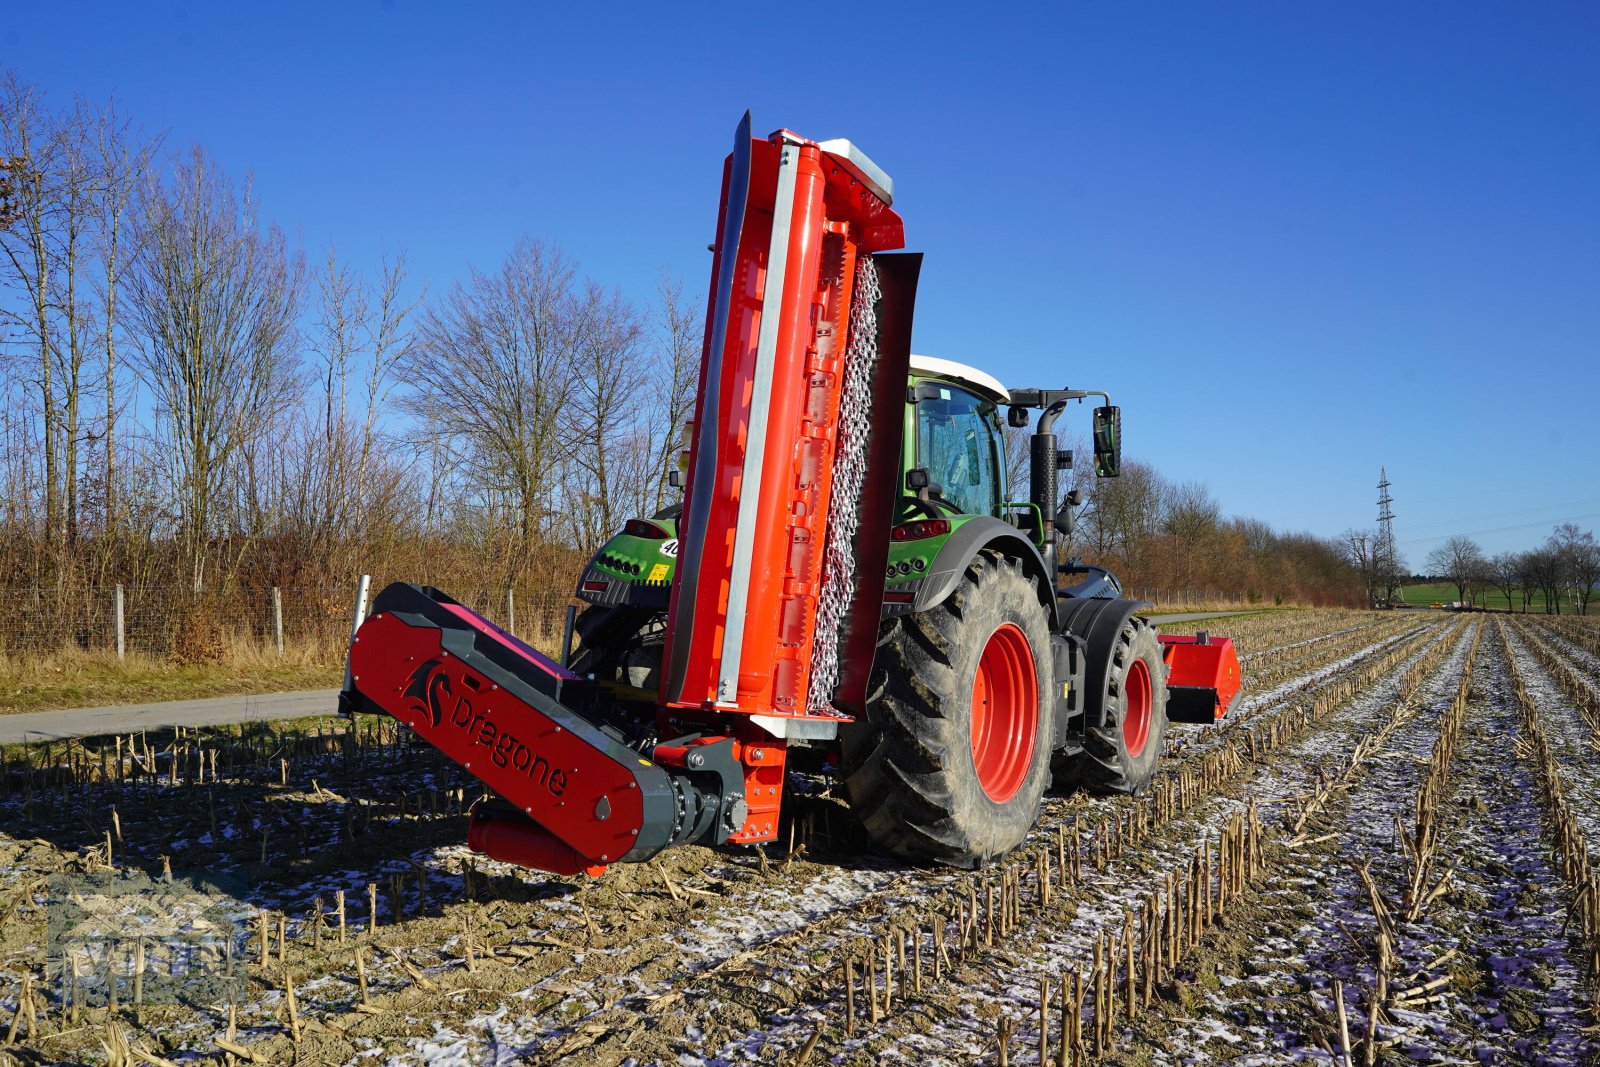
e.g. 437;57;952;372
0;689;340;744
1142;610;1262;626
0;610;1262;743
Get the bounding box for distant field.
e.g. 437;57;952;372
1397;581;1583;614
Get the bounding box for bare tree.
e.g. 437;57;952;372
561;279;644;550
0;78;160;588
1082;459;1165;558
1161;480;1221;588
1522;546;1564;615
1000;422;1031;506
1375;542;1407;610
1513;549;1543;614
1549;523;1600;616
360;253;419;485
1426;535;1485;607
51;100;96;551
0;71;64;551
647;271;701;513
122;146;303;592
402;237;576;564
291;249;419;550
88;97;160;531
1163;481;1221;546
1342;528;1380;608
1485;551;1521;613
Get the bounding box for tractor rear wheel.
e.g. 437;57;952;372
1054;616;1167;794
842;551;1054;868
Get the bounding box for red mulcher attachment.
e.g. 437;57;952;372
1157;632;1243;723
345;583;749;877
341;115;918;877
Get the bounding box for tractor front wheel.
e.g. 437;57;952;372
1054;616;1167;794
842;551;1055;868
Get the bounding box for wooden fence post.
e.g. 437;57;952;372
272;587;284;658
114;584;125;661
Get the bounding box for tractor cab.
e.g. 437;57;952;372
904;354;1008;522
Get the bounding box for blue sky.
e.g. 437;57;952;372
8;2;1597;565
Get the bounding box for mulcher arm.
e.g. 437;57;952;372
344;583;747;876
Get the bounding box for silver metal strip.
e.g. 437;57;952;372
749;714;844;740
664;113;753;704
717;140;801;703
341;573;372;693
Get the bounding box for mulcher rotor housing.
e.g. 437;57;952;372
340;115;1243;876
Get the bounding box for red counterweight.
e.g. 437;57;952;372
1157;633;1244;723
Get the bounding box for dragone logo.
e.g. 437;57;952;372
400;658;568;796
402;658;449;728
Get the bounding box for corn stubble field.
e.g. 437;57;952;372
3;609;1600;1066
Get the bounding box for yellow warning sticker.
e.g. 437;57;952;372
648;563;669;583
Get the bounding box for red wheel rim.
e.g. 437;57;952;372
969;623;1039;803
1123;657;1153;758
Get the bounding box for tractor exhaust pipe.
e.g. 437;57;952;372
1030;400;1070;575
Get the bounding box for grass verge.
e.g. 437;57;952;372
0;637;342;714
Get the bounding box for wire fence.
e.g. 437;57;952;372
1134;589;1292;611
0;580;1335;663
0;582;580;660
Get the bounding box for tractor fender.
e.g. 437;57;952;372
1059;563;1123;600
910;517;1059;629
1056;597;1157;731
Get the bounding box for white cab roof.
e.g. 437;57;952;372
908;354;1009;405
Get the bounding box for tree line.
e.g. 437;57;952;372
1071;461;1362;606
1422;525;1599;615
1001;440;1363;607
1;67;1365;656
0;69;699;612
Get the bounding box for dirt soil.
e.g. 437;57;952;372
2;610;1598;1066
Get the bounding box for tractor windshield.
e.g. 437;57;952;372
915;384;1001;517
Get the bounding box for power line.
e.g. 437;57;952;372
1397;510;1600;546
1399;495;1600;534
1399;479;1600;513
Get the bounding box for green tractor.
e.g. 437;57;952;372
344;121;1239;878
567;353;1238;867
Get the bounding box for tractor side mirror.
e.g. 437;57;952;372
1092;405;1121;478
1007;405;1030;428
